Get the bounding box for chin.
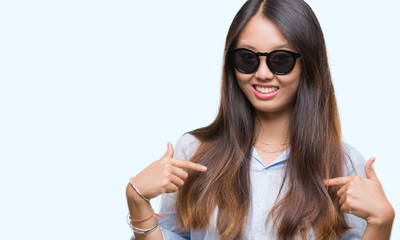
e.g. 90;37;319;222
252;103;292;115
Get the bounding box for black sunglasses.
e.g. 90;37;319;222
230;48;301;75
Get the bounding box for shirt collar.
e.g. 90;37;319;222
250;146;290;170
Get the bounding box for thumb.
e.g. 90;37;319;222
365;157;378;180
163;142;174;158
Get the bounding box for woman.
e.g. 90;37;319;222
126;0;394;239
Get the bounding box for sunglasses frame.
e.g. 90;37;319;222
230;48;301;75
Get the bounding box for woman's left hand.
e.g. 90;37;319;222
324;158;395;227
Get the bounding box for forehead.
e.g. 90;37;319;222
237;15;291;51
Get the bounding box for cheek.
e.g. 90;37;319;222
283;62;301;91
292;60;302;82
277;74;301;101
283;77;300;95
235;71;253;90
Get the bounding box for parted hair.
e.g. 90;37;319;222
176;0;348;239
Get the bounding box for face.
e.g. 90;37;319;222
234;15;301;115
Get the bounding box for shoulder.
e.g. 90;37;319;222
173;133;201;161
342;142;366;178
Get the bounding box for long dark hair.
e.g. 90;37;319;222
177;0;348;239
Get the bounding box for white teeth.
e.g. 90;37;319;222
255;86;278;94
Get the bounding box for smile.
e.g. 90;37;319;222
254;85;279;94
252;85;279;100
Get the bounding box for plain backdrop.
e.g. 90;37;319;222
0;0;399;239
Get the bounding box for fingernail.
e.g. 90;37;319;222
201;166;207;171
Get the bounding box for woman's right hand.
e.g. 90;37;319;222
127;142;207;203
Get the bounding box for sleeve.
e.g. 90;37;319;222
131;134;200;240
340;143;367;240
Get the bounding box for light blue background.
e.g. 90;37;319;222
0;0;399;239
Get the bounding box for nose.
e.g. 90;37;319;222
255;56;274;81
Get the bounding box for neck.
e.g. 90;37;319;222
254;108;291;145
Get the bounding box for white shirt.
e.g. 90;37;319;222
133;133;367;240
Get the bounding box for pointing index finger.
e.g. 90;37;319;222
170;158;207;172
323;176;353;186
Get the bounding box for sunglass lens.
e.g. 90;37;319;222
232;49;258;73
268;51;295;75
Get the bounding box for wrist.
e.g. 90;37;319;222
368;204;395;227
126;182;151;206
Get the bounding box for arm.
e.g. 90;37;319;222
126;183;163;239
126;184;190;240
325;158;395;240
359;158;394;239
126;135;205;239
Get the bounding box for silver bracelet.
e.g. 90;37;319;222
129;177;151;203
127;213;158;235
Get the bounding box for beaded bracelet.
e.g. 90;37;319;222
129;212;155;223
129;177;151;203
